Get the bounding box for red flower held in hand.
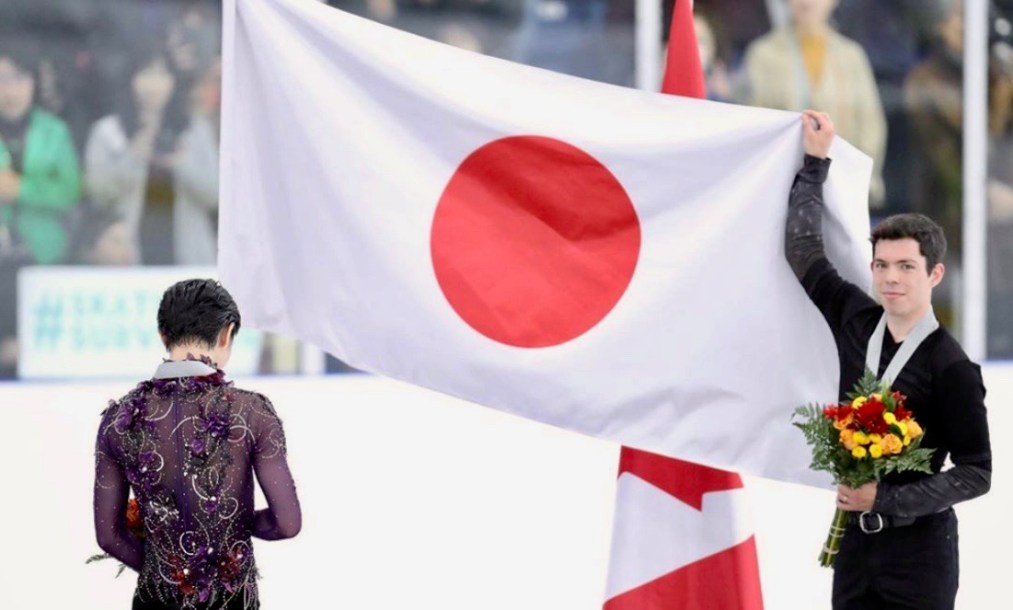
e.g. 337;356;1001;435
126;499;142;530
125;498;146;539
855;399;889;434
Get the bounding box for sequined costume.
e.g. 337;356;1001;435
95;358;301;609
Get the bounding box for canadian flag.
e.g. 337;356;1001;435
218;0;871;484
605;2;764;609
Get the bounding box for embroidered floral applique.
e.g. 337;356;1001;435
95;357;293;609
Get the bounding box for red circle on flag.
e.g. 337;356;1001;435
431;136;641;348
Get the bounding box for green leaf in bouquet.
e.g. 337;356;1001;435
85;551;130;577
882;392;897;410
845;369;882;401
792;404;840;477
85;553;111;564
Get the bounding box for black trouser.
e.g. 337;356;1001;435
832;508;958;610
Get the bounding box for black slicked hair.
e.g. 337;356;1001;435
871;213;948;273
157;279;241;349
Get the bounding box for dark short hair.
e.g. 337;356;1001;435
157;279;241;349
870;213;947;272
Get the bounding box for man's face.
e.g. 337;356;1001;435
871;238;944;320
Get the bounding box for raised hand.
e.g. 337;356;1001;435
802;110;835;159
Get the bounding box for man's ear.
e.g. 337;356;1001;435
929;263;945;288
217;323;236;348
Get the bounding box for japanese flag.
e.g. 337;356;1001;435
218;0;872;485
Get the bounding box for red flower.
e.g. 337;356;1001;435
894;404;912;422
125;499;142;531
855;399;889;434
823;405;839;419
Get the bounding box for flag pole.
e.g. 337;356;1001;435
962;0;989;360
634;0;663;91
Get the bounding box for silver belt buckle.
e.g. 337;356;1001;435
859;511;885;534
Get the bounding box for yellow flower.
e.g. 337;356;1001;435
895;421;909;437
853;431;870;446
906;420;923;439
852;446;868;459
881;434;904;455
869;444;883;459
851;396;867;409
833;413;854;430
840;429;857;450
871;393;882;401
883;412;897;425
904;436;912;446
868;433;883;444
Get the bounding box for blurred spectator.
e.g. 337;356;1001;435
903;0;1013;333
903;0;965;270
688;0;772;67
165;2;220;122
0;43;83;265
0;0;105;152
335;0;399;22
509;0;632;85
435;21;487;52
174;58;221;265
987;6;1013;357
84;43;185;266
166;5;219;79
741;0;887;206
836;0;939;217
0;42;82;378
836;1;934;87
70;204;138;266
695;11;732;101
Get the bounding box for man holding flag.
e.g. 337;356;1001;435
787;110;991;609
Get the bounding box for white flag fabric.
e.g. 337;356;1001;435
219;0;872;486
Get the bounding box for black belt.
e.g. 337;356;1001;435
848;509;948;534
848;511;917;533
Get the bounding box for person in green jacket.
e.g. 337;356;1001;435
0;44;81;265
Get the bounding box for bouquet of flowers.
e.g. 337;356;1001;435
792;370;935;567
86;497;144;577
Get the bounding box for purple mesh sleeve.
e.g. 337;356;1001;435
94;422;144;571
249;397;301;540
